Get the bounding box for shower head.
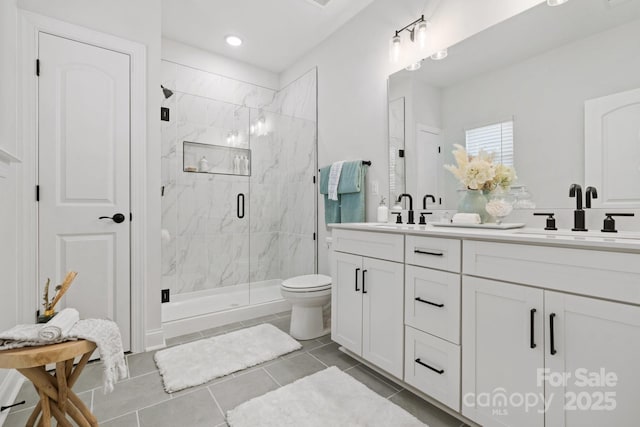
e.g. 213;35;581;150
161;85;174;99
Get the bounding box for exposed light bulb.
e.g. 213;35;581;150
390;34;401;63
430;49;448;60
405;61;422;71
417;20;428;49
225;35;243;47
546;0;569;5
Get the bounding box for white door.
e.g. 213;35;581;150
585;88;640;208
415;125;441;205
361;257;404;379
38;33;131;350
462;276;544;427
544;292;640;427
331;252;363;356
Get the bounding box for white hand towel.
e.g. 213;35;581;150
328;161;344;201
452;213;482;224
38;308;80;341
69;319;128;393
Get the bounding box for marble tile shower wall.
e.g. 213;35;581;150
161;61;317;296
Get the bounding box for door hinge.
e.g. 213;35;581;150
438;146;441;154
36;185;40;202
439;197;442;205
130;213;133;222
313;176;316;184
313;232;316;241
36;310;40;321
399;149;405;158
36;59;40;76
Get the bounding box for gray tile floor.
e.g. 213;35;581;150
5;311;467;427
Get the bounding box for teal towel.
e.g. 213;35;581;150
319;166;341;224
319;162;368;224
340;162;367;223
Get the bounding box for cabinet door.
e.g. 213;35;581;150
544;292;640;427
362;257;405;379
462;277;544;427
331;252;363;355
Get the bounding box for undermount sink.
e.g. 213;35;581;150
512;229;640;243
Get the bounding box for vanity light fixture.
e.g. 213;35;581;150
405;61;422;71
430;49;448;60
546;0;569;6
225;35;243;47
390;15;428;63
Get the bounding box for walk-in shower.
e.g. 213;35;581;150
160;62;318;334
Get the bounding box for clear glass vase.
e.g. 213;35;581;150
457;189;490;223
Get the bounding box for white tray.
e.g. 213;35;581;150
431;222;525;230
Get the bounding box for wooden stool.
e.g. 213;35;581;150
0;340;98;427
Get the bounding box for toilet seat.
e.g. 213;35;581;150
281;274;331;293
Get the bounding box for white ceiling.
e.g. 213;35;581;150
162;0;375;73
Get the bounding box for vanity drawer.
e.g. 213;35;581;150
405;265;460;344
332;229;404;262
405;236;461;273
404;326;460;411
463;240;640;304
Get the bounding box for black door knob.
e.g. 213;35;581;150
99;213;126;223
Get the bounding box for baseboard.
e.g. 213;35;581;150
0;370;24;427
162;299;292;339
144;328;167;352
337;347;480;427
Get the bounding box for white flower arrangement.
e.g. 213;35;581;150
444;144;517;191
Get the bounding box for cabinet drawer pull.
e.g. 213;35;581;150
530;308;537;349
414;249;444;257
415;358;445;374
415;297;444;308
550;313;557;355
354;268;360;292
362;270;368;294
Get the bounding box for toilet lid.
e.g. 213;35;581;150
282;274;332;291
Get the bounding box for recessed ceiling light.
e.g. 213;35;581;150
430;49;448;60
225;35;243;47
547;0;569;6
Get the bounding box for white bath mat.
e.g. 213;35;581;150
227;366;427;427
155;324;301;393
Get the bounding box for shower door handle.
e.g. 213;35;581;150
237;193;245;219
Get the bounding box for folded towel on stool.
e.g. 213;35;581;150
452;213;482;224
38;308;79;341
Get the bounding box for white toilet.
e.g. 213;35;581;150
280;274;332;340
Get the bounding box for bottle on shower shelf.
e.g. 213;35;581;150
243;155;250;175
198;156;209;173
233;154;241;175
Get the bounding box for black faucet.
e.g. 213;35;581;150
569;184;587;231
585;186;598;208
422;194;436;210
397;193;415;225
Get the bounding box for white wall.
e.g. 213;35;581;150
162;38;279;90
280;0;544;274
0;0;20;391
9;0;163;350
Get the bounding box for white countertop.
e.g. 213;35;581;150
329;222;640;253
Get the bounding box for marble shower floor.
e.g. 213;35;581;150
4;312;468;427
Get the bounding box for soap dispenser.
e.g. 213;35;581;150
377;196;389;222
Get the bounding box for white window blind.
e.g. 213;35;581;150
465;120;514;166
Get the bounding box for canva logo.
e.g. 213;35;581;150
463;368;618;416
